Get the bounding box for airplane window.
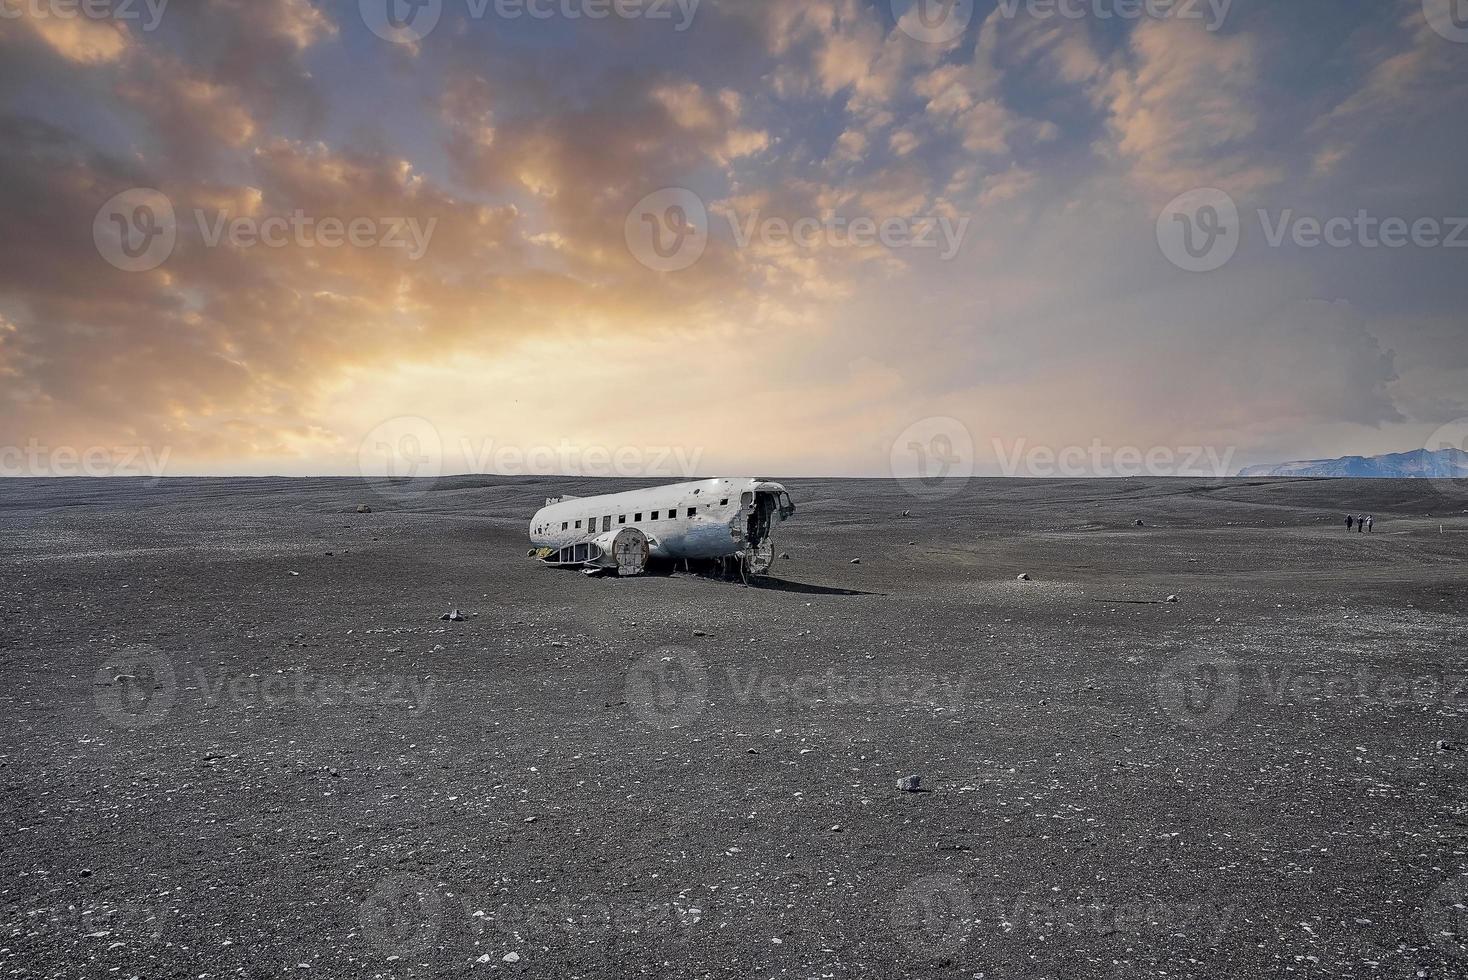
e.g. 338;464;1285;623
635;513;643;521
688;507;697;518
720;499;728;506
574;521;581;529
652;511;659;520
619;515;627;524
562;522;568;531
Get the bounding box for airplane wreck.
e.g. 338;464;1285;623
527;478;797;578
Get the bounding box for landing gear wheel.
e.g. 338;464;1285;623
746;540;775;577
611;528;651;577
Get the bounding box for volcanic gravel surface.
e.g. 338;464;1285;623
3;476;1468;979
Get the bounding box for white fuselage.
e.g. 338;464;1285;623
528;478;794;564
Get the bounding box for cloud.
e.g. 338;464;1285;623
0;0;1462;475
1095;17;1281;196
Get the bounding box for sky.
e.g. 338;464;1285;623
0;0;1465;481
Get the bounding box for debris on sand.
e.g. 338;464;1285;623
1135;519;1146;527
1016;573;1031;581
503;951;521;963
902;510;911;517
1437;740;1466;753
693;629;708;637
780;553;791;560
441;609;466;622
1166;595;1180;604
357;504;373;514
849;558;862;565
897;774;923;792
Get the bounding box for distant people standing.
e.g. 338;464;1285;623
1347;515;1355;532
1367;515;1375;533
1358;515;1366;533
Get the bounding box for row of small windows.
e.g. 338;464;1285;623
539;504;723;536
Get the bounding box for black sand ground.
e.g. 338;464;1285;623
3;476;1467;979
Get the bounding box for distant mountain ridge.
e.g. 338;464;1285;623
1238;447;1468;478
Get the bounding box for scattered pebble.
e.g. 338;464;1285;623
1017;573;1031;581
897;774;923;792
